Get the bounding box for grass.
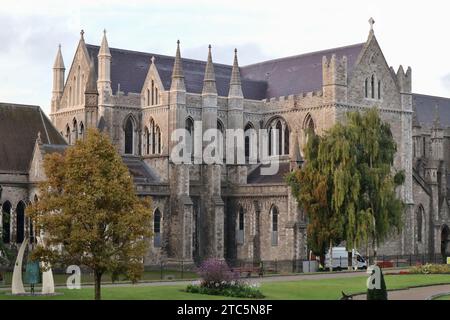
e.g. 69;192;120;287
433;294;450;300
0;274;449;300
0;270;198;287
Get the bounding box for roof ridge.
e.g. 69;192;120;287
86;43;235;69
413;93;450;101
38;108;51;144
0;102;40;109
241;42;365;68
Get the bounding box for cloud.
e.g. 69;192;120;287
183;43;272;66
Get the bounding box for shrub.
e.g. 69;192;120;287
187;259;265;298
197;259;239;289
409;263;450;274
186;280;264;299
367;268;388;300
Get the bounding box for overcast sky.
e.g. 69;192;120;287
1;0;449;114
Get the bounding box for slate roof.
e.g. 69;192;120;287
247;162;291;184
240;43;365;98
86;42;365;100
86;45;267;100
0;103;67;173
413;94;450;128
121;156;160;184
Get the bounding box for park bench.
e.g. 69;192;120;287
232;266;264;278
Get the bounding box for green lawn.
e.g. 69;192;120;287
0;274;449;300
0;270;198;288
434;294;450;300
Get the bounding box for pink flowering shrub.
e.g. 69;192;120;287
197;258;239;288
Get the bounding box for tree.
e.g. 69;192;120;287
287;108;404;269
27;129;152;300
286;130;345;270
345;109;404;260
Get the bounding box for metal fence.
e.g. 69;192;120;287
0;253;446;286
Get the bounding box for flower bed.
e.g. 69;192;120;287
409;263;450;274
186;280;264;299
186;259;265;299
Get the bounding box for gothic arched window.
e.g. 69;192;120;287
284;124;290;155
16;201;25;243
237;207;244;245
417;206;424;243
1;201;11;244
124;116;134;155
244;123;253;159
73;118;78;142
151;80;155;105
267;118;289;157
371;75;375;99
154;208;161;247
276;121;282;156
66;124;71;145
271;206;279;246
155;125;161;154
185;117;194;158
79;122;84;140
144;126;150;155
378;80;381;99
365;78;368;98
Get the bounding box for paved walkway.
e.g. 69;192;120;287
353;284;450;300
0;268;384;290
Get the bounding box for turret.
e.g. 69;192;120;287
202;45;218;135
51;44;65;113
431;105;444;161
228;49;243;100
322;54;348;103
396;65;412;94
97;29;112;98
228;49;243;128
170;40;186;93
168;41;188;156
227;49;246;183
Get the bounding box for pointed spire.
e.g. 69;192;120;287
53;44;66;70
98;29;111;57
202;44;217;94
228;48;243;98
53;44;65;69
171;40;184;79
170;40;186;92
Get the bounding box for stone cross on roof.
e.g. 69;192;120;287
369;17;375;31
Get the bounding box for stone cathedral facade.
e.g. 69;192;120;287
0;20;449;266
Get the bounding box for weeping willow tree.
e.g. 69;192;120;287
287;108;404;269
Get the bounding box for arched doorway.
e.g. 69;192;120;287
441;225;449;261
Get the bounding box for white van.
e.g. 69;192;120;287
324;247;367;270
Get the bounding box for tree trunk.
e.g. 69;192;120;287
348;250;353;271
329;239;333;272
94;270;103;300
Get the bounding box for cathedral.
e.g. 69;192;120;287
0;19;449;267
